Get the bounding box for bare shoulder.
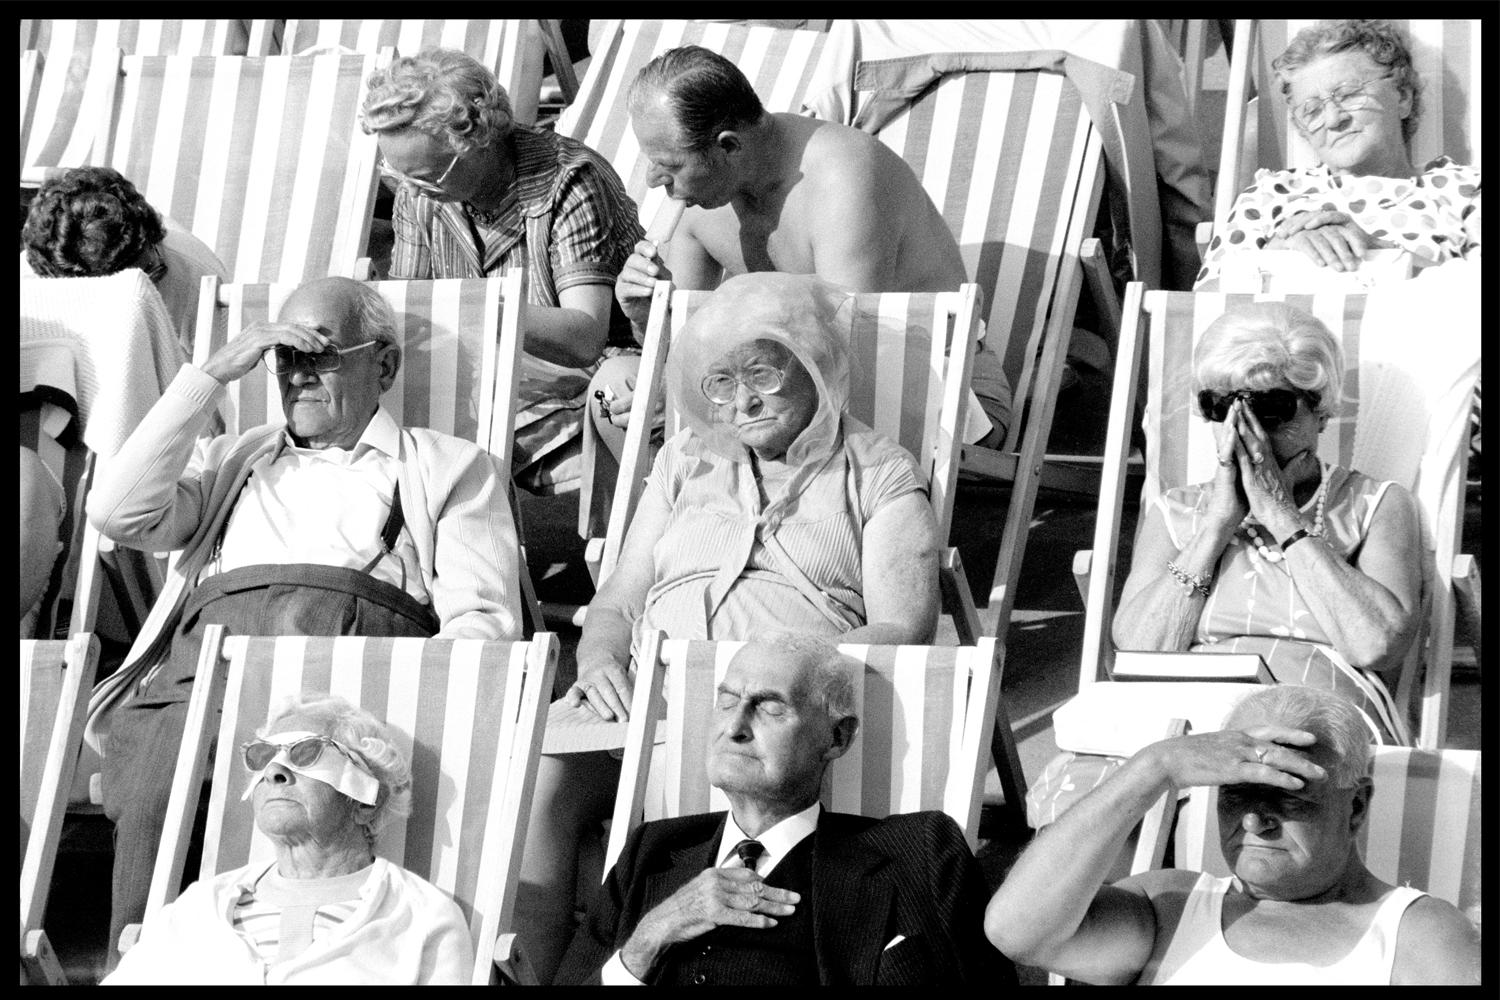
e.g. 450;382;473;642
1392;894;1481;985
1115;868;1203;922
788;114;895;189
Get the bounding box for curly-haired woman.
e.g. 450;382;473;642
361;48;644;487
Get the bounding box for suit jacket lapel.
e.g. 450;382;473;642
642;815;726;916
811;814;893;986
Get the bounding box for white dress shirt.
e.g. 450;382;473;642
602;802;822;985
208;407;427;604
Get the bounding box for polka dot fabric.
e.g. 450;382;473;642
1197;156;1482;288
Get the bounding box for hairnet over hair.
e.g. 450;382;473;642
666;272;854;532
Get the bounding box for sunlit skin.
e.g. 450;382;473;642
707;340;819;464
1282;50;1414;178
251;712;377;880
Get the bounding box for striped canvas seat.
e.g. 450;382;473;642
1175;747;1481;922
194;270;544;630
279;19;545;125
604;632;1003;876
556;18;833;231
862;65;1110;624
19;20;254;183
1076;286;1479;748
20;634;100;984
1212;18;1481;232
140;627;557;983
105;51;385;284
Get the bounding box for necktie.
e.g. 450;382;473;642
731;838;765;873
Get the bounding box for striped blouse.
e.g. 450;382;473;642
389;125;643;471
636;417;926;649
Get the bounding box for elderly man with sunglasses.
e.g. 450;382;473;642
87;275;522;966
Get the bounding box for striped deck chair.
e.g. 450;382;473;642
1075;286;1480;748
1174;747;1481;925
134;626;557;984
1210;18;1481;236
18;20;254;184
279;19;547;126
20;633;100;984
858;65;1112;628
556;18;833;232
193;270;545;632
604;632;1004;877
105;50;387;283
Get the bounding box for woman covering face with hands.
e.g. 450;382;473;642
1111;302;1421;744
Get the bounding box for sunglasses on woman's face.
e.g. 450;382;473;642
1197;388;1319;430
241;735;357;772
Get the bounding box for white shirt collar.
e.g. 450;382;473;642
279;405;401;459
715;801;821;876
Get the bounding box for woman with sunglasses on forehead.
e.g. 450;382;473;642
517;273;940;982
106;694;471;984
1113;302;1421;744
360;49;643;489
1196;19;1481;289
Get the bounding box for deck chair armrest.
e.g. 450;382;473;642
1195;221;1214;261
21;929;68;985
1072;550;1094;606
1452;553;1480;664
492;931;539;986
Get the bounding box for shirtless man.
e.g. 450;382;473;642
594;45;1010;453
984;685;1479;985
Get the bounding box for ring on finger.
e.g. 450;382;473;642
1254;747;1268;763
1251;453;1265;466
1217;457;1235;468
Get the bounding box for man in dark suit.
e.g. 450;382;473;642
555;635;1012;986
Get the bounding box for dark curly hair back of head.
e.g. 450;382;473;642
22;166;167;277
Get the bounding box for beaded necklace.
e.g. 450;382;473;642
1241;462;1333;563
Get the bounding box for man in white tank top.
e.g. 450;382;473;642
983;686;1478;985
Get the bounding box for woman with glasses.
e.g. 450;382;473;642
105;694;472;984
518;273;939;982
1196;19;1481;288
360;49;643;490
20;166;229;358
1027;302;1421;833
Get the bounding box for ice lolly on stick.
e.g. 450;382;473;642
647;198;687;248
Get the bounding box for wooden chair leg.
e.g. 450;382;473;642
940;548;983;646
990;698;1028;830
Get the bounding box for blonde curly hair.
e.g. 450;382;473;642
360;48;514;154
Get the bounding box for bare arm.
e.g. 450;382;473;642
1390;896;1482;985
986;726;1326;983
614;215;723;339
570;478;672;721
522;283;613;368
843;491;939;644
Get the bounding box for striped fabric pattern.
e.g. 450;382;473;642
20;20;253;178
651;638;995;843
192;634;556;982
1229;19;1480;202
1177;748;1481;921
556;19;832;230
203;277;510;456
108;52;383;283
279;20;543;125
867;69;1097;439
18;407;92;641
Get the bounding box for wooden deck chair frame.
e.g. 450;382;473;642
104;48;389;284
190;268;545;634
604;632;1006;878
278;19;548;127
1174;746;1481;919
1075;285;1478;748
132;626;558;984
1204;18;1482;250
20;633;100;985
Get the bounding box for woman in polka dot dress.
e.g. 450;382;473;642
1197;20;1481;289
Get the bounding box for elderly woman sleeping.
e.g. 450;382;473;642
1027;302;1421;827
104;695;472;985
517;271;940;982
1197;19;1481;287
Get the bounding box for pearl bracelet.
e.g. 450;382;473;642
1166;560;1211;598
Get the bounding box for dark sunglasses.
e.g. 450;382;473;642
262;340;378;374
240;735;358;772
1197;388;1319;430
